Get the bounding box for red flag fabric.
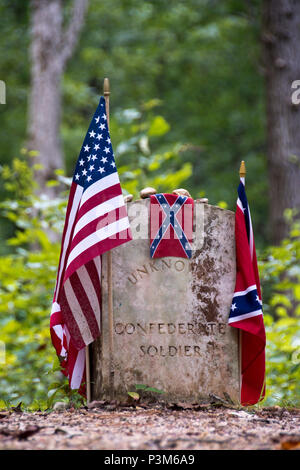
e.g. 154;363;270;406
228;177;266;405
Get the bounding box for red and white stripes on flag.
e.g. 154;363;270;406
50;96;132;393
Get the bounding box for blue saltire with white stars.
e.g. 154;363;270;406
150;193;193;259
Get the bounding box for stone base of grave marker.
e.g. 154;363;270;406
91;199;240;403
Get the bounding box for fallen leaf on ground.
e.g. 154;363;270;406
0;425;40;440
281;438;300;450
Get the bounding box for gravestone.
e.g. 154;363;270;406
91;199;240;403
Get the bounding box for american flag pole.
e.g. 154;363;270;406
84;78;112;404
85;344;91;403
103;78;115;401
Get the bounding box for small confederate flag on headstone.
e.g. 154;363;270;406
150;193;194;259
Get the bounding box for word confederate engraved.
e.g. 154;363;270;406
114;321;226;336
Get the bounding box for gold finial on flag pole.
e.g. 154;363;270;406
239;160;246;179
103;77;110;96
103;77;110;126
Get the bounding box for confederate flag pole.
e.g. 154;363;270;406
229;159;266;405
238;160;246;397
85;78;113;404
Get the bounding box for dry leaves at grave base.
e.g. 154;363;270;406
166;393;235;411
87;400;107;409
87;398;158;412
167;402;210;411
0;425;41;441
280;435;300;450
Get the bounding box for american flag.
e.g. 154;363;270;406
50;96;132;393
228;175;266;406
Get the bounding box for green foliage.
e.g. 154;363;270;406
0;0;268;247
128;384;165;401
112;100;192;197
66;0;267;244
0;159;66;406
134;384;165;394
259;216;300;406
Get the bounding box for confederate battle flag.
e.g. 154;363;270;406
228;173;266;406
150;193;194;259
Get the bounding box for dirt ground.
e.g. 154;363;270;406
0;403;299;451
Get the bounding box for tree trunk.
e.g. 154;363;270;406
262;0;300;244
28;0;88;196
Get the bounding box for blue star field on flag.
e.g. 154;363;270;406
73;96;117;190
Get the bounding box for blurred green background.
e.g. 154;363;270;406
0;0;267;248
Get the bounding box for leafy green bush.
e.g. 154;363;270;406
259;213;300;407
110;99;193;197
0;157;65;406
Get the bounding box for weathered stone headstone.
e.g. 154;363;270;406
91;199;240;403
